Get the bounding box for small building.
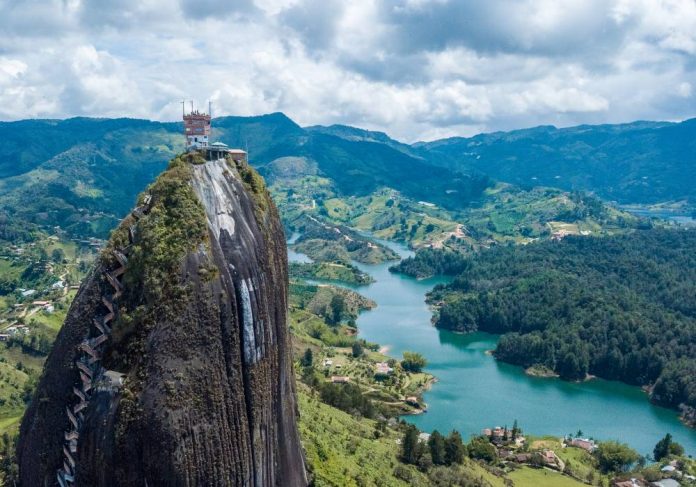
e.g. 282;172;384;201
405;396;420;407
322;359;333;367
7;325;28;335
207;142;230;160
569;437;597;452
375;362;393;376
652;479;680;487
542;450;556;465
227;148;248;163
0;334;10;341
612;479;646;487
331;376;350;384
491;426;506;442
482;428;492;437
418;432;431;443
551;230;571;241
514;453;532;463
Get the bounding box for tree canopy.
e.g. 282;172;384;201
401;351;427;373
429;229;696;410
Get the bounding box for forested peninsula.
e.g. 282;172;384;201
426;229;696;420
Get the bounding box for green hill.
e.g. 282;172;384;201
1;113;687;245
418;118;696;206
0;114;490;237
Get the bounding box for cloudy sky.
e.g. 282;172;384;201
1;0;695;141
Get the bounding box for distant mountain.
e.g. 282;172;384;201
0;113;489;236
417;118;696;205
0;118;181;235
213;114;489;207
304;124;416;154
1;113;693;238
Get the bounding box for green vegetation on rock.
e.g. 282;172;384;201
109;154;208;356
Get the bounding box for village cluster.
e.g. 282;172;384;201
0;235;99;343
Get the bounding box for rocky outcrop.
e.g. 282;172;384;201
17;154;307;486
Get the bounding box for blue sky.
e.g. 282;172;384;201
0;0;695;141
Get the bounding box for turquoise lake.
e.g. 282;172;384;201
288;237;696;457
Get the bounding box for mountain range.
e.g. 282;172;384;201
418;119;696;205
1;114;694;237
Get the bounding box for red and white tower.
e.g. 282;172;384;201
183;101;211;150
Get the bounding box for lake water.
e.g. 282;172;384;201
621;208;696;227
288;238;696;457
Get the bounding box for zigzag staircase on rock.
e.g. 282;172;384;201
56;195;152;487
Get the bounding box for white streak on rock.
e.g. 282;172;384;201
240;278;257;364
191;159;236;239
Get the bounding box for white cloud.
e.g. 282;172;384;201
677;82;692;98
0;0;693;141
0;58;27;79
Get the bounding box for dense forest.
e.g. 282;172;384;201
428;229;696;414
390;248;471;279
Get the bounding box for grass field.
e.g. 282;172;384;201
507;466;587;487
28;309;66;332
0;414;22;435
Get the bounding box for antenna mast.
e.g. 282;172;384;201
190;100;194;113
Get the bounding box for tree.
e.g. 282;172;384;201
468;436;496;463
653;433;684;461
402;425;420;465
670;441;685;457
329;294;345;325
444;430;465;465
51;248;65;263
300;348;313;367
351;342;364;358
511;419;520;440
401;351;427;373
595;441;639;473
428;430;446;465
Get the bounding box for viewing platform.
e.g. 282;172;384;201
203;142;247;162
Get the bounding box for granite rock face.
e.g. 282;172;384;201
17;155;307;486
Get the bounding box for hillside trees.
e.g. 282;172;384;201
595;441;639;473
653;433;684;461
430;229;696;409
401;351;427;373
